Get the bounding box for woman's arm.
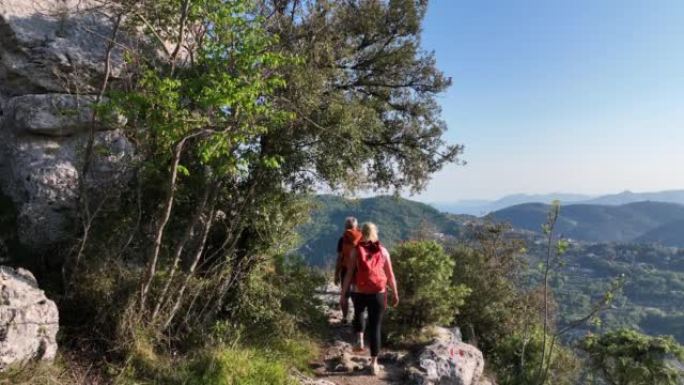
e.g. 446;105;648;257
383;250;399;306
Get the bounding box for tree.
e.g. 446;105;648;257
580;329;684;385
255;0;463;193
64;0;461;353
388;240;470;338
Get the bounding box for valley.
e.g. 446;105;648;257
296;194;684;343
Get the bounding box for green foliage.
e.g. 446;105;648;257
224;255;327;342
48;0;460;380
491;326;580;385
523;241;684;342
114;0;290;177
0;359;87;385
580;329;684;385
119;339;314;385
387;241;470;339
257;0;462;193
185;348;295;385
448;223;530;354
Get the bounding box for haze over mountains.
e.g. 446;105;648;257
432;189;684;216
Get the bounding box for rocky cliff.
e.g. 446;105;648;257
0;0;133;251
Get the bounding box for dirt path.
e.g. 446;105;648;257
310;287;409;385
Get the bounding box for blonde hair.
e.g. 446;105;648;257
362;222;379;242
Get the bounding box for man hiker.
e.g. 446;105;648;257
334;216;363;324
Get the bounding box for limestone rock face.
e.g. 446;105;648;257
0;266;59;371
0;0;125;95
5;94;126;136
0;0;134;251
408;327;489;385
0;126;133;248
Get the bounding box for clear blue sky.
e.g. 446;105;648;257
414;0;684;202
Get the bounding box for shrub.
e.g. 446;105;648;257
387;240;470;339
446;223;539;355
222;255;326;343
491;326;580;385
580;329;684;385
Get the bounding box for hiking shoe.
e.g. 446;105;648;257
352;345;366;353
370;362;380;376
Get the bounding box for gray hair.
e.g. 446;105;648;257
344;216;358;229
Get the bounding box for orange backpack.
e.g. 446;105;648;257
341;229;363;269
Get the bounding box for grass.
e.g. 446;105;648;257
0;357;95;385
185;347;296;385
114;334;318;385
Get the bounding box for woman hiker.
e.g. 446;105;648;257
340;222;399;375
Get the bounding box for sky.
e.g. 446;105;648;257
413;0;684;202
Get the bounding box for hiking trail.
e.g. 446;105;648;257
302;284;409;385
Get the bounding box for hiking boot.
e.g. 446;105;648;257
370;362;380;376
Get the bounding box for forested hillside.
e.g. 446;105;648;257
296;195;470;266
302;196;684;344
524;242;684;343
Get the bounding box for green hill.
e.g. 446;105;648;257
295;195;468;266
491;201;684;243
299;195;684;343
636;219;684;247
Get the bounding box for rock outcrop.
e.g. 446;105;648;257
407;327;489;385
310;284;495;385
0;266;59;371
0;1;134;251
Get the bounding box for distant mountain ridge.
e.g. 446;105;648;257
433;189;684;215
490;201;684;244
584;190;684;205
298;194;684;342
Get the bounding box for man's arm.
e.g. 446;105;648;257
334;237;344;284
334;251;343;285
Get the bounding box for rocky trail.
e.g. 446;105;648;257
295;284;494;385
296;285;409;385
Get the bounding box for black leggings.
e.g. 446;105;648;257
351;292;386;357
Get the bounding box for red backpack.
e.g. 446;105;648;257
354;241;388;293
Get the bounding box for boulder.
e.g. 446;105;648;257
0;266;59;371
408;327;487;385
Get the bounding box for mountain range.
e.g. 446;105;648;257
295;193;684;342
490;201;684;244
433;190;684;216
